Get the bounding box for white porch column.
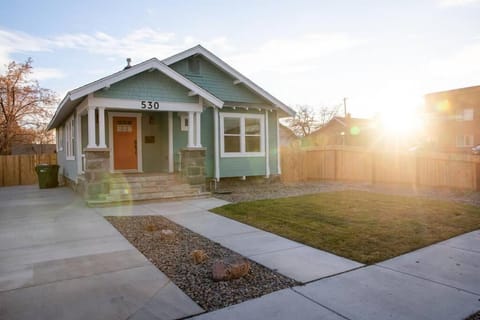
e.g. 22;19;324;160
86;106;97;148
168;111;174;173
213;108;220;181
265;109;270;178
187;111;194;148
195;111;202;147
98;107;107;148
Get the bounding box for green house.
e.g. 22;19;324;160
47;45;294;203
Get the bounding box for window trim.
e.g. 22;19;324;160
57;127;63;152
456;134;474;147
65;115;75;160
220;113;265;158
456;108;474;121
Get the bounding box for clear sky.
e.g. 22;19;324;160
1;0;479;118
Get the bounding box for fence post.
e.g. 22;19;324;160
334;149;338;181
371;151;376;185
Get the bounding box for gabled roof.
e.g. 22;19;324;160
310;116;373;136
48;57;224;129
163;45;295;116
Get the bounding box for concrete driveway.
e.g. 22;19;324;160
0;185;203;320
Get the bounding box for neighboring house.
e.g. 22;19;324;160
303;115;374;147
278;124;299;147
11;144;56;155
424;85;480;153
47;45;294;202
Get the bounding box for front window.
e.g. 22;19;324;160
456;108;474;121
65;115;75;160
220;113;265;157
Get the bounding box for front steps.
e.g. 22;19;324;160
85;173;209;205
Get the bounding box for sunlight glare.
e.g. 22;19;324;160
380;110;422;136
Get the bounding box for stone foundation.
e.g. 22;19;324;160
84;148;110;201
181;148;206;185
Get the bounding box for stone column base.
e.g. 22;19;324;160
84;148;110;201
181;148;206;185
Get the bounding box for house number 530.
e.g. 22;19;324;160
141;100;160;109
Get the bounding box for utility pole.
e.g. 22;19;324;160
343;97;348;117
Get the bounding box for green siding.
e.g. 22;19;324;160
141;112;169;173
268;111;279;175
94;70;197;103
57;117;77;182
220;158;266;177
170;56;268;104
201;108;215;178
172;112;188;171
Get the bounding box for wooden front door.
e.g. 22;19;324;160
113;117;137;170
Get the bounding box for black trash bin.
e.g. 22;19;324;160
35;164;59;189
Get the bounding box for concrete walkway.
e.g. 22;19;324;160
2;187;479;320
96;198;480;320
0;185;203;320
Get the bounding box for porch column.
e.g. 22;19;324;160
195;111;202;147
187;111;194;148
86;106;97;148
98;107;107;148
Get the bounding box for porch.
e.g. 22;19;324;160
80;172;210;206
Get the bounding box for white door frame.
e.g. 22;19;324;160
108;112;143;173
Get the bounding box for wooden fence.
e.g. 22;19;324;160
0;154;57;187
281;146;480;191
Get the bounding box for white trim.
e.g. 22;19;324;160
219;112;265;158
69;58;223;107
57;127;63;152
187;111;194;148
65;114;75;160
98;107;107;148
265;110;270;178
75;108;83;174
108;112;143;173
168;112;174;173
163;45;295;116
276;112;282;175
214;108;220;181
86;106;97;148
195;111;202;147
90;97;203;112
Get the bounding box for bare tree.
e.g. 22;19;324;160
287;104;341;137
0;58;57;155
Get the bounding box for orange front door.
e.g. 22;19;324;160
113;117;138;170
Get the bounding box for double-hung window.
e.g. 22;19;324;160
456;134;474;147
220;113;265;157
65;115;75;160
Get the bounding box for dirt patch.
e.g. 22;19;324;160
105;215;297;311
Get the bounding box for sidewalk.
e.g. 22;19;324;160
0;186;203;320
96;198;480;320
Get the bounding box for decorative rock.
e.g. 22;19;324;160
144;224;159;232
160;229;175;239
212;257;251;281
191;249;208;264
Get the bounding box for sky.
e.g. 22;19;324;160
1;0;479;119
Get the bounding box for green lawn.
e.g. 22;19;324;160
211;191;480;264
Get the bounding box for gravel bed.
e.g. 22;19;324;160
466;311;480;320
213;180;480;206
105;215;297;311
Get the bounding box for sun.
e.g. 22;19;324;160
379;109;423;136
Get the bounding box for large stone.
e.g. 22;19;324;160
212;257;251;281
